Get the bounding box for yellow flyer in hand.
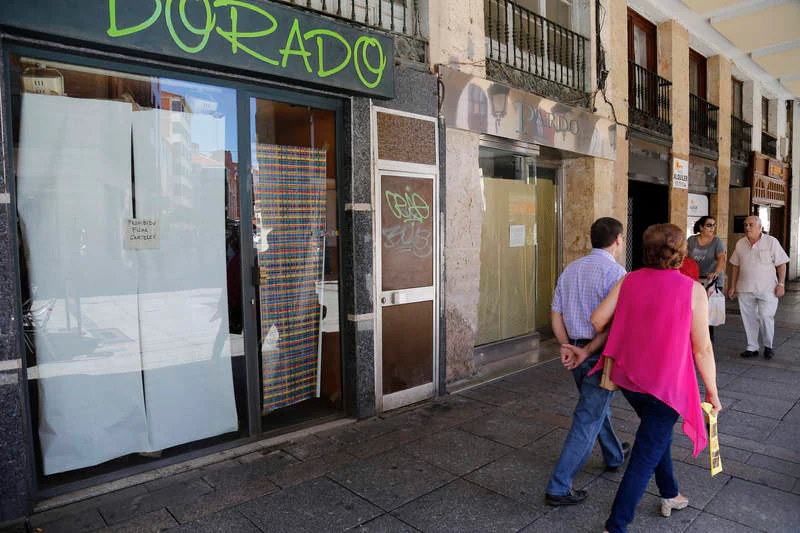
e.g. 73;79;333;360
701;402;722;476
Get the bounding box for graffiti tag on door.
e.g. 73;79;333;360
383;185;432;258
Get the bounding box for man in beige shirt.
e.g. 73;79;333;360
728;216;790;359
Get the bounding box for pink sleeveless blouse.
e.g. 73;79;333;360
591;268;708;456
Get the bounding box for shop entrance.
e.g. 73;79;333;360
474;141;560;369
248;96;343;430
627;180;669;270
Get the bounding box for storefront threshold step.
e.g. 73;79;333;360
447;348;556;395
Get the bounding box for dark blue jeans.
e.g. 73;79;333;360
605;390;680;533
545;350;624;496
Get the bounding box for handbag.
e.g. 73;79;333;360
707;286;726;327
599;356;619;391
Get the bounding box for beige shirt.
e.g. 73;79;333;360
729;234;789;293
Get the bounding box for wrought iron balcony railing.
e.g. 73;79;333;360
282;0;422;34
628;61;671;139
762;131;778;158
485;0;588;91
690;93;719;155
731;115;752;164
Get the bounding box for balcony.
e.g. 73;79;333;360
752;173;787;206
689;93;718;157
484;0;589;104
628;61;671;140
281;0;427;62
761;131;777;158
731;115;752;165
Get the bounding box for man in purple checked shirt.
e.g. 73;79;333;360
544;217;630;506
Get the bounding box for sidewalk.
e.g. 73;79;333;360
5;285;800;533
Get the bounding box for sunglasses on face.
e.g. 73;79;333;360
704;223;716;228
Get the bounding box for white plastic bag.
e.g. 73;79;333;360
708;287;726;326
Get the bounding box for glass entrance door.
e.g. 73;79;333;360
248;97;342;428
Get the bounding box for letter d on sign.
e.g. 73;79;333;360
107;0;163;37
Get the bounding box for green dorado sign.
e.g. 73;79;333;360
0;0;395;97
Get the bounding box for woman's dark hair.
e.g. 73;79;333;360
590;217;623;249
692;216;715;234
643;223;686;269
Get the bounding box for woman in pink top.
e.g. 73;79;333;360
576;224;721;533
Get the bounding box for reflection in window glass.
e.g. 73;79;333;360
11;55;246;481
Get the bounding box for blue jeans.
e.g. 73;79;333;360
605;390;680;533
545;351;624;496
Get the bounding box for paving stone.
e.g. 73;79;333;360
456;384;524;406
716;409;780;442
393;479;539;533
783;403;800;424
268;450;359;489
526;476;699;533
238;477;381;532
742;366;800;386
522;428;605;476
344;514;419;532
719;457;796;491
457;411;556;448
687;513;762;532
283;435;335;460
643;461;730;510
730;396;795;420
724;377;800;403
746;453;800;478
713;359;756;376
347;425;429;459
327;449;455;511
315;426;369;447
400;428;514;475
517;514;592;533
766;420;800;453
168;475;278;523
96;508;177;532
27;508;106;533
99;478;213;525
705;478;800;533
164;510;260;532
465;448;596;514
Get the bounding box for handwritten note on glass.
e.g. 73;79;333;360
125;218;160;249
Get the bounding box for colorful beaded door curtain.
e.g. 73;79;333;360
254;144;326;413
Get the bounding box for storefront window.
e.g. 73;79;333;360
10;54;246;481
476;147;538;345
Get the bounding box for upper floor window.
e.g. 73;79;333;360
512;0;572;28
689;49;707;98
762;97;770;132
731;79;743;119
627;9;656;71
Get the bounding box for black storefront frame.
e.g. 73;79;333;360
2;37;350;500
